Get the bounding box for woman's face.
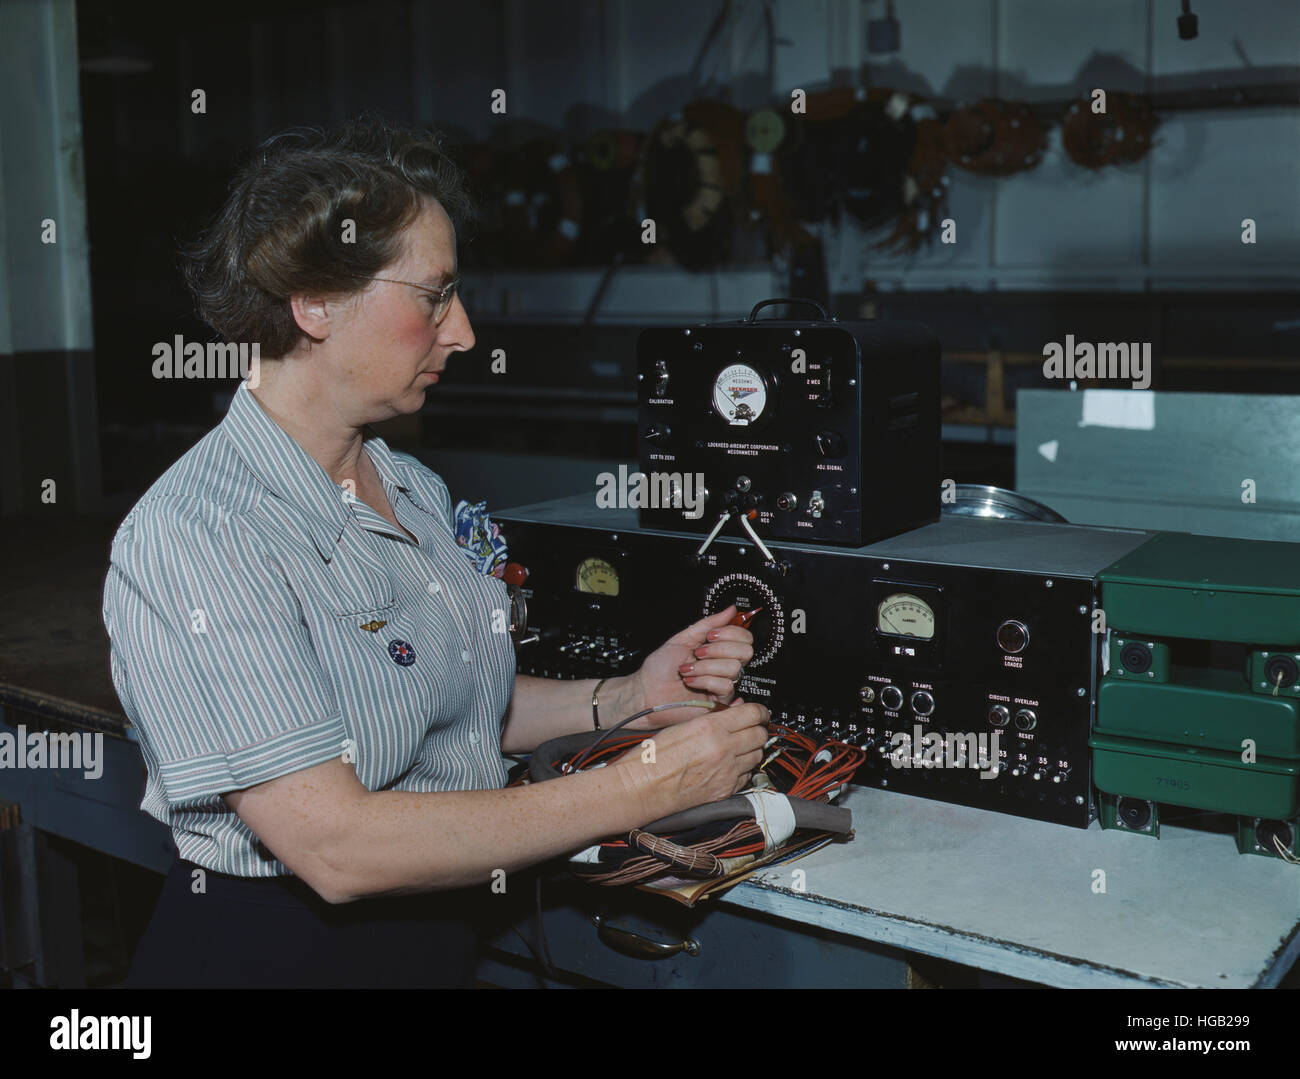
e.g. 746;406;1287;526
323;199;474;421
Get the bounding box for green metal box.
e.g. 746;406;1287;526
1094;532;1300;835
1098;532;1300;644
1096;675;1300;758
1090;732;1300;818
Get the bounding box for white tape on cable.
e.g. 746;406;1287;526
744;790;797;853
570;843;602;865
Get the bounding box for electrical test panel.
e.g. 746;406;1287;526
496;495;1152;828
636;299;940;547
494;301;1300;861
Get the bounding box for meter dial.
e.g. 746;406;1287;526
575;556;619;596
701;573;785;668
877;592;936;639
712;363;770;426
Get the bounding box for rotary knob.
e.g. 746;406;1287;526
815;430;846;458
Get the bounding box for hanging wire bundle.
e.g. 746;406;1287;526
453;74;1165;268
942;98;1049;176
1061;91;1159;169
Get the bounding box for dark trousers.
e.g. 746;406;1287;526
126;858;480;988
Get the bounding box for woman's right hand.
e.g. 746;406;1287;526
614;698;771;822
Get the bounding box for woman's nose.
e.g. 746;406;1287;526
441;294;475;352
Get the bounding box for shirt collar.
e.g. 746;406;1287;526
358;431;408;497
220;380;414;561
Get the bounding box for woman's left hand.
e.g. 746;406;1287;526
631;605;754;725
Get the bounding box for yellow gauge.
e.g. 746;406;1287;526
877;592;935;639
576;556;619;596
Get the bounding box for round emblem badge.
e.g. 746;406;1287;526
387;639;417;666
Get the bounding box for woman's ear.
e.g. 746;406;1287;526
289;294;332;342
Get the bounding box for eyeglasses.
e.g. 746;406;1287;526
348;275;462;324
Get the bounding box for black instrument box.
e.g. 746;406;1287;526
636;299;941;546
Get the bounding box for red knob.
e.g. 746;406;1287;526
732;606;764;629
504;562;529;588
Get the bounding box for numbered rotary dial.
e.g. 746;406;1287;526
712;363;770;426
702;573;785;668
876;592;936;639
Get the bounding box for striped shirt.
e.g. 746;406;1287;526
102;380;516;877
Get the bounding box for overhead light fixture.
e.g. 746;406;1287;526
1177;0;1199;40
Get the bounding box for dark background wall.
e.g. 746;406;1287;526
71;0;1300;511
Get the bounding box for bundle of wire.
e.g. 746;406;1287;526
1061;91;1158;169
518;701;863;887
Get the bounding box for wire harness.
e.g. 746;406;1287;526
517;704;864;887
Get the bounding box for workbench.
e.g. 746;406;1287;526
3;516;1297;988
479;784;1300;989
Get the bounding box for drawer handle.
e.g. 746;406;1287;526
591;914;700;958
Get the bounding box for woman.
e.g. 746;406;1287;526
103;119;769;988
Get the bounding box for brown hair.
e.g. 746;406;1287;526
183;116;473;358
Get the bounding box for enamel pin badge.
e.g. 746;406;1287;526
388;639;417;666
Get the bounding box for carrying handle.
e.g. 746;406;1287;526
592;914;701;959
746;297;830;323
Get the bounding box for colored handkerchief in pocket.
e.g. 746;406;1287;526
453;499;508;578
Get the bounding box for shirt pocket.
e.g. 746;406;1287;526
323;547;399;617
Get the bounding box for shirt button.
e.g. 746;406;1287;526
461;649;472;663
468;731;480;744
427;581;442;595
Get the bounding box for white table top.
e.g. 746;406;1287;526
723;785;1300;988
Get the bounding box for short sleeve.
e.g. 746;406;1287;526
103;495;347;807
